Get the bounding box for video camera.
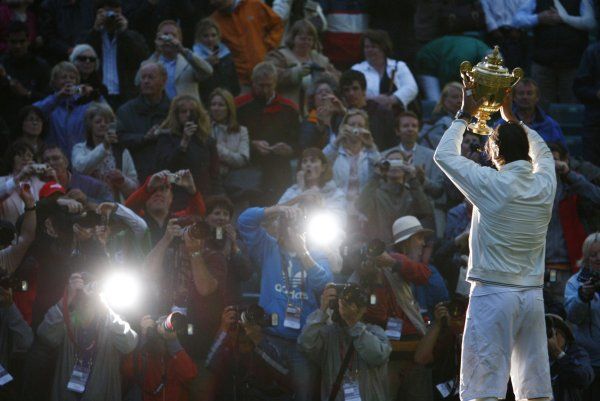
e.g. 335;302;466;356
0;276;28;292
232;304;278;328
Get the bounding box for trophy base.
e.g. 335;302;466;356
468;121;494;136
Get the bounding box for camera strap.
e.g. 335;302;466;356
328;341;356;401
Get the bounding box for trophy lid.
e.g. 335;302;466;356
472;46;510;78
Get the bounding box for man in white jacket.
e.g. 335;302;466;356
433;83;556;401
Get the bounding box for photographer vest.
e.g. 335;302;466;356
533;0;588;68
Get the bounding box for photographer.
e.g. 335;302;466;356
205;305;292;400
125;169;205;246
37;272;138;401
140;19;212;100
0;184;36;276
122;314;198;401
565;232;600;401
356;150;433;244
237;205;332;401
349;215;444;401
0;285;33;398
298;283;392;401
414;300;468;401
1;140;48;224
545;314;595;401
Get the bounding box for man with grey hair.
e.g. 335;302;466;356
116;61;170;182
235;61;300;205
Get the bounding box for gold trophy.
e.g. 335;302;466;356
460;46;524;135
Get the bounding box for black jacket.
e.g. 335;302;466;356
573;42;600;126
551;343;595;401
84;28;149;102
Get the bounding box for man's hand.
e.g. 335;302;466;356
325;94;346;114
148;170;170;190
175;169;196;194
375;251;396;267
320;285;338;312
140;315;155;337
538;8;561;25
115;13;128;32
433;303;450;323
459;80;484;118
252;140;271;156
555;160;570;175
271;142;293;156
360;130;375;149
106;169;125;188
338;299;365;328
93;8;106;31
62;273;85;307
144;125;161;141
15;164;36;183
579;280;597;301
96;202;117;219
57;197;84;214
219;306;237;332
67;189;88;206
183;228;204;254
164;218;184;242
17;184;35;208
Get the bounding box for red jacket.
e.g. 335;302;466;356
122;344;198;401
124;176;206;217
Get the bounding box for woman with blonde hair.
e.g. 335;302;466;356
419;81;463;149
324;109;379;226
71;102;138;199
265;19;339;114
156;94;220;196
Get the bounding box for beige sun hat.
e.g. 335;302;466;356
391;216;434;244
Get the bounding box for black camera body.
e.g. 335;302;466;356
577;267;600;293
0;276;28;292
148;312;188;338
175;216;227;250
326;283;374;324
233;304;278;328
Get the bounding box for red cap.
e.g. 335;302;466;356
39;181;66;199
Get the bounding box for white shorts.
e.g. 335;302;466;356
460;287;552;401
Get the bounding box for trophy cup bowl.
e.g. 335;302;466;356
460;46;524;135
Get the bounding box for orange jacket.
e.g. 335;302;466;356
211;0;284;85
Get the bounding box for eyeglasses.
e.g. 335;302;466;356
76;56;97;63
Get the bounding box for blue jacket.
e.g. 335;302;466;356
237;208;333;340
34;93;95;159
515;105;568;149
565;270;600;367
414;264;450;320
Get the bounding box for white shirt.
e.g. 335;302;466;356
434;120;556;287
513;0;597;31
351;59;418;108
480;0;528;31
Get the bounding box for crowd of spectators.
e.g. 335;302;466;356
0;1;599;401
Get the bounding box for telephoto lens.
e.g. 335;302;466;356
161;312;187;333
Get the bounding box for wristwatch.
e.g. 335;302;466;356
455;110;473;121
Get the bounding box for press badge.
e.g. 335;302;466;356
0;363;13;386
385;317;403;340
342;379;362;401
549;270;557;283
67;360;91;393
283;305;302;330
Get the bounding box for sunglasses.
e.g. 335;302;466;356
76;56;97;63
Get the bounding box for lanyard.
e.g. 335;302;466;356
280;252;306;307
338;337;357;376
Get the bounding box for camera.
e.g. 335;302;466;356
326;283;374;324
378;159;405;172
147;312;190;339
30;163;49;175
439;298;467;319
361;239;386;261
105;10;117;21
69;211;105;228
175;216;227;249
0;276;28;292
160;34;173;43
166;173;182;185
577;267;600;293
234;304;278;328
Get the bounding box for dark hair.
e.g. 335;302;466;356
3;139;34;175
301;147;333;187
361;29;393;58
340;70;367;92
7;21;28;37
485;122;531;166
547;142;568;160
17;105;46;139
306;74;338;110
95;0;121;10
205;195;234;217
397;110;421;129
